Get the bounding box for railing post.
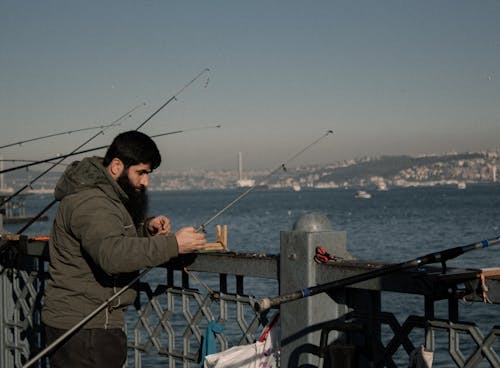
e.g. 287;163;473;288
279;212;353;367
1;212;11;367
1;265;15;367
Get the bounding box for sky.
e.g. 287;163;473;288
1;1;499;171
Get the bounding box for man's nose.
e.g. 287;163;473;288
140;174;149;187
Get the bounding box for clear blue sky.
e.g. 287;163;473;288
1;1;499;171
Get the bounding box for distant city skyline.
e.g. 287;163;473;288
1;1;499;171
1;149;497;193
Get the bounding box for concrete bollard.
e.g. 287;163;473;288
279;212;355;367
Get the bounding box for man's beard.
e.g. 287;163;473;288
117;173;149;225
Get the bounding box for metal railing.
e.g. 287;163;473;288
2;220;500;367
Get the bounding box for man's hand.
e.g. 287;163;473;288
148;216;171;235
175;227;207;253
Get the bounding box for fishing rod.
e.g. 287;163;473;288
0;159;68;166
14;124;222;235
0;160;69;174
0;68;210;196
21;129;333;368
0;124;222;175
136;68;210;131
252;235;500;313
0;122;127;150
2;68;210;176
21;271;142;368
11;68;210;234
198;129;334;231
0;103;144;209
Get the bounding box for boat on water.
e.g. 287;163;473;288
354;190;372;199
457;181;466;190
236;178;256;188
292;183;301;192
376;181;388;191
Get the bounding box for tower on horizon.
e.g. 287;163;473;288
236;152;255;188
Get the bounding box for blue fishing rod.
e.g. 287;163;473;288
253;235;500;312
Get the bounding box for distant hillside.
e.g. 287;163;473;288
318;152;486;184
1;150;498;191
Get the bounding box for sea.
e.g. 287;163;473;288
4;184;500;367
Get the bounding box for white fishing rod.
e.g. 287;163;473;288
22;129;333;368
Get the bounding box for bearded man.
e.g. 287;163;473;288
42;131;206;368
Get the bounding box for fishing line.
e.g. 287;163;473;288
21;129;334;368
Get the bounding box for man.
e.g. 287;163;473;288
42;131;206;367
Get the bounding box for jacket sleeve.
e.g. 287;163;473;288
138;216;155;237
69;195;179;274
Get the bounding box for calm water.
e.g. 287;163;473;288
11;184;500;265
5;184;500;366
144;185;500;268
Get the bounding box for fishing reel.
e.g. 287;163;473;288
0;238;21;272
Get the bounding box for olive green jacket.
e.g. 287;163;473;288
42;156;179;330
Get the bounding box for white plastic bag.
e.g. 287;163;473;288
408;345;433;368
204;314;280;368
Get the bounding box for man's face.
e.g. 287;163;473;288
116;162;152;224
125;163;152;191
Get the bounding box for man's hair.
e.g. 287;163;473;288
103;131;161;169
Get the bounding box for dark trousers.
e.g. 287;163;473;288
45;326;127;368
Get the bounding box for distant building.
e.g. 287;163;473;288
236;152;255;188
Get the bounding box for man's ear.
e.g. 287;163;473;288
108;158;124;180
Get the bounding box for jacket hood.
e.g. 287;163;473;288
54;156;127;202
